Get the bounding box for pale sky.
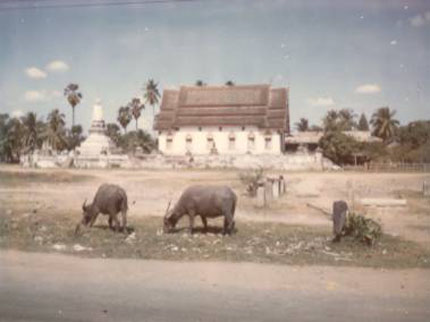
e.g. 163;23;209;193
0;0;429;133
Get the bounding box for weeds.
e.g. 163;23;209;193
238;167;264;197
343;212;382;246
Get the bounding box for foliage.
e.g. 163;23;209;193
323;109;357;132
67;125;85;150
225;80;234;86
118;130;156;154
239;167;264;197
128;98;145;131
358;113;369;131
143;79;160;115
0;116;25;162
343;212;382;246
106;123;121;145
295;118;309;132
42;109;68;151
370;107;399;142
319;131;360;165
64;83;83;127
21;112;45;153
117;106;132;133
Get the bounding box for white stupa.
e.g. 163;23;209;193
77;99;116;157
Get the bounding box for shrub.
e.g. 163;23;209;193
343;212;382;246
239;167;264;197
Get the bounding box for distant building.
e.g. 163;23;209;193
154;84;290;156
285;130;381;153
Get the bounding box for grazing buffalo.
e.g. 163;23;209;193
75;183;128;234
163;185;237;235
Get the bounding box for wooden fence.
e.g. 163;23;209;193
343;162;430;172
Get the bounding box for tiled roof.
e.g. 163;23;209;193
154;84;289;132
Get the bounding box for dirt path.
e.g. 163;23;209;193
1;250;429;322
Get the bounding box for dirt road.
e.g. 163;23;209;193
1;250;429;322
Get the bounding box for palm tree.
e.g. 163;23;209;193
225;80;234;86
295;118;309;132
64;83;83;127
117;106;132;133
44;109;67;151
143;79;160;116
21;112;42;153
4;117;25;162
370;107;399;142
128;98;145;131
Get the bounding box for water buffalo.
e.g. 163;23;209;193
75;183;128;234
163;185;237;235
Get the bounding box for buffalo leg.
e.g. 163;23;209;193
121;211;127;233
188;211;195;234
223;212;235;235
113;215;120;233
89;213;99;227
200;216;208;232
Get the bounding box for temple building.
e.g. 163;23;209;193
154;84;289;156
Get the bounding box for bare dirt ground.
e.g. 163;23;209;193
0;165;428;244
0;165;429;267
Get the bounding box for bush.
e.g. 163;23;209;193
343;212;382;246
239;167;264;197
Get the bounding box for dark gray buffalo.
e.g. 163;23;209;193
163;185;237;235
75;184;128;234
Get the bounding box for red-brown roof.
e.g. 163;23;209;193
154;84;289;132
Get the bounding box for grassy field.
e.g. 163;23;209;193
0;167;429;268
0;209;429;269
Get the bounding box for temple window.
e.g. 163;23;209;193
228;132;236;150
265;131;272;150
166;132;173;150
186;134;193;151
206;133;214;150
248;132;255;150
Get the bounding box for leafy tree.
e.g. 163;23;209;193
370;107;399;142
106;123;121;145
117;106;132;133
143;79;160;116
319;131;360;165
1;116;25;162
67;125;85;150
43;109;67;151
338;108;357;131
64;83;83;127
225;80;234;86
21;112;45;153
295;118;309;132
128;98;145;131
323;109;357;132
358;113;369;131
0;114;9;161
195;80;206;86
119;130;156;154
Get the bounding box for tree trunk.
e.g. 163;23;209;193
72;106;75;128
136;119;138;131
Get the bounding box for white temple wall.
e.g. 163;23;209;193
158;126;282;156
